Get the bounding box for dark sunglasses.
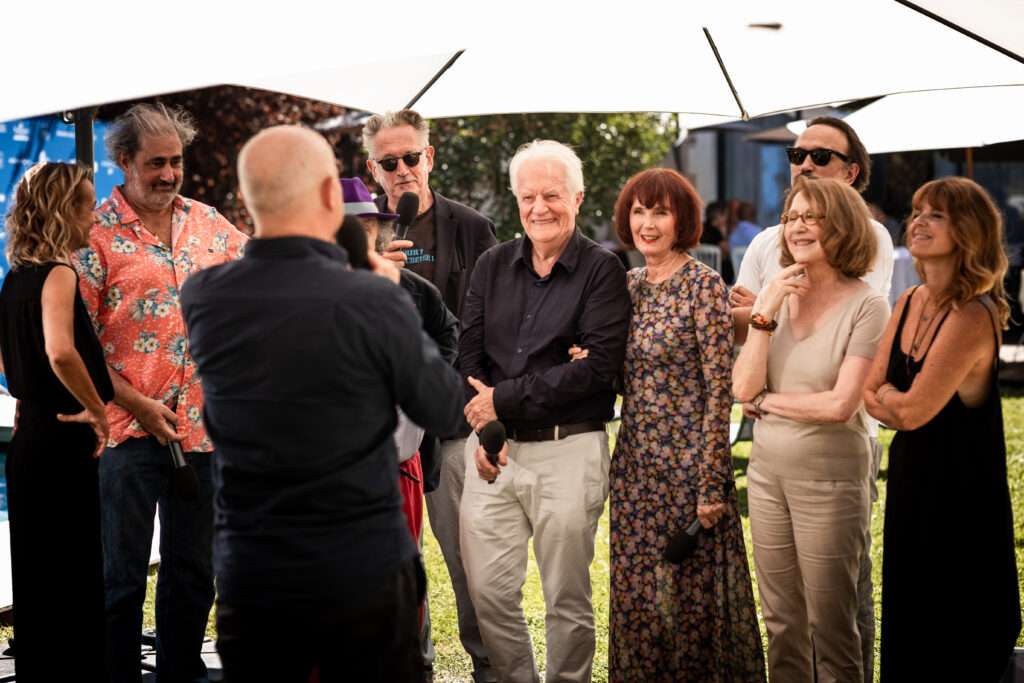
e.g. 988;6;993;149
375;150;426;172
786;146;850;166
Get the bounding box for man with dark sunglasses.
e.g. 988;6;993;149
731;116;892;310
730;115;893;683
363;109;499;683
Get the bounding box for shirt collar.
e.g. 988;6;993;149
109;186;187;227
243;236;348;264
512;229;583;275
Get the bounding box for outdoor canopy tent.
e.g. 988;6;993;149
3;0;1023;125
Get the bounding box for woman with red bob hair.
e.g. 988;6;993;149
605;168;765;681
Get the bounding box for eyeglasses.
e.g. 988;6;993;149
786;146;850;166
375;150;426;173
780;210;826;226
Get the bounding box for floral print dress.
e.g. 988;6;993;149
609;259;765;682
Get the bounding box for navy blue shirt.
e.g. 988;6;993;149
459;230;630;432
181;236;463;608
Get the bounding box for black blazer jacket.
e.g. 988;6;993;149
377;190;497;319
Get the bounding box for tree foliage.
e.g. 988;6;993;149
431;113;679;241
100;90;676;242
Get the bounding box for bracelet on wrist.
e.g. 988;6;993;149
752;389;768;411
876;384;895;405
749;312;778;334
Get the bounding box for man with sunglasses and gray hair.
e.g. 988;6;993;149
730;115;893;683
363;109;498;683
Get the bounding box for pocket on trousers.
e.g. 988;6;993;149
583;433;610;514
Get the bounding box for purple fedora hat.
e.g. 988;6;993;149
341;177;399;221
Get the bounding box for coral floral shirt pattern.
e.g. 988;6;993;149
73;186;247;452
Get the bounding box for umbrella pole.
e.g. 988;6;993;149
894;0;1023;64
966;146;974;178
703;28;749;121
62;107;98;178
404;50;465;110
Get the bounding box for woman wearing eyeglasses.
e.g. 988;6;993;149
0;162;112;678
733;176;889;682
864;177;1021;682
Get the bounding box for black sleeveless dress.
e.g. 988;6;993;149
880;288;1021;681
0;262;114;679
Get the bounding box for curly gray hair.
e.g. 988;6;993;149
105;103;197;164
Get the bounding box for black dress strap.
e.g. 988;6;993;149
892;285;920;341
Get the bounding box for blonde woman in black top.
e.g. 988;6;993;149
0;162;113;679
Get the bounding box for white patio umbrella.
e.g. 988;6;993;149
840;86;1024;154
3;0;1023;123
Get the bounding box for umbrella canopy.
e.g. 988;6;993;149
3;0;1023;122
840;86;1024;154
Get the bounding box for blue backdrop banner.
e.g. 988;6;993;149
0;115;123;279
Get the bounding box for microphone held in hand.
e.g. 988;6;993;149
168;441;200;501
663;518;703;564
338;215;371;270
395;192;420;240
663;482;736;564
478;420;506;485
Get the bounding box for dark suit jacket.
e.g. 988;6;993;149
377;190;497;319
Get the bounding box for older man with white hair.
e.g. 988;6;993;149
458;140;630;683
181;125;463;682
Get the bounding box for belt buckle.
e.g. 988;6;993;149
554;425;560;441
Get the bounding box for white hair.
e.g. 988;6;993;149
509;140;585;198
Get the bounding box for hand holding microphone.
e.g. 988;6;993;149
475;420;507;484
663;482;735;564
381;192;420;266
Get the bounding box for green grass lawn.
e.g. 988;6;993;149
424;395;1024;683
9;394;1017;681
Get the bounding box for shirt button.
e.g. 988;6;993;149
525;314;532;320
517;347;523;354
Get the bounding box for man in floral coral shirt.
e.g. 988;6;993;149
73;103;247;683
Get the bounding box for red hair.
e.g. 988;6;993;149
614;168;703;251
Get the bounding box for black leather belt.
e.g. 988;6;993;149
505;421;606;443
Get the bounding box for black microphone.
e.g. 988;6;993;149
395;192;420;240
338;215;370;269
663;518;703;564
168;441;199;501
663;481;735;564
478;420;506;485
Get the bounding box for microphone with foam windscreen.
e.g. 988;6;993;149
478;420;506;485
395;192;420;240
338;215;371;270
169;441;199;501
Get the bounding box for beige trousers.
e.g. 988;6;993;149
748;461;869;683
459;430;609;683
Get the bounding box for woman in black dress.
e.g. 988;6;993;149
864;177;1021;681
0;162;113;678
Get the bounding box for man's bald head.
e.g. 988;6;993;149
238;125;343;240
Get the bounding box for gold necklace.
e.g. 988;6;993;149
909;293;946;356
